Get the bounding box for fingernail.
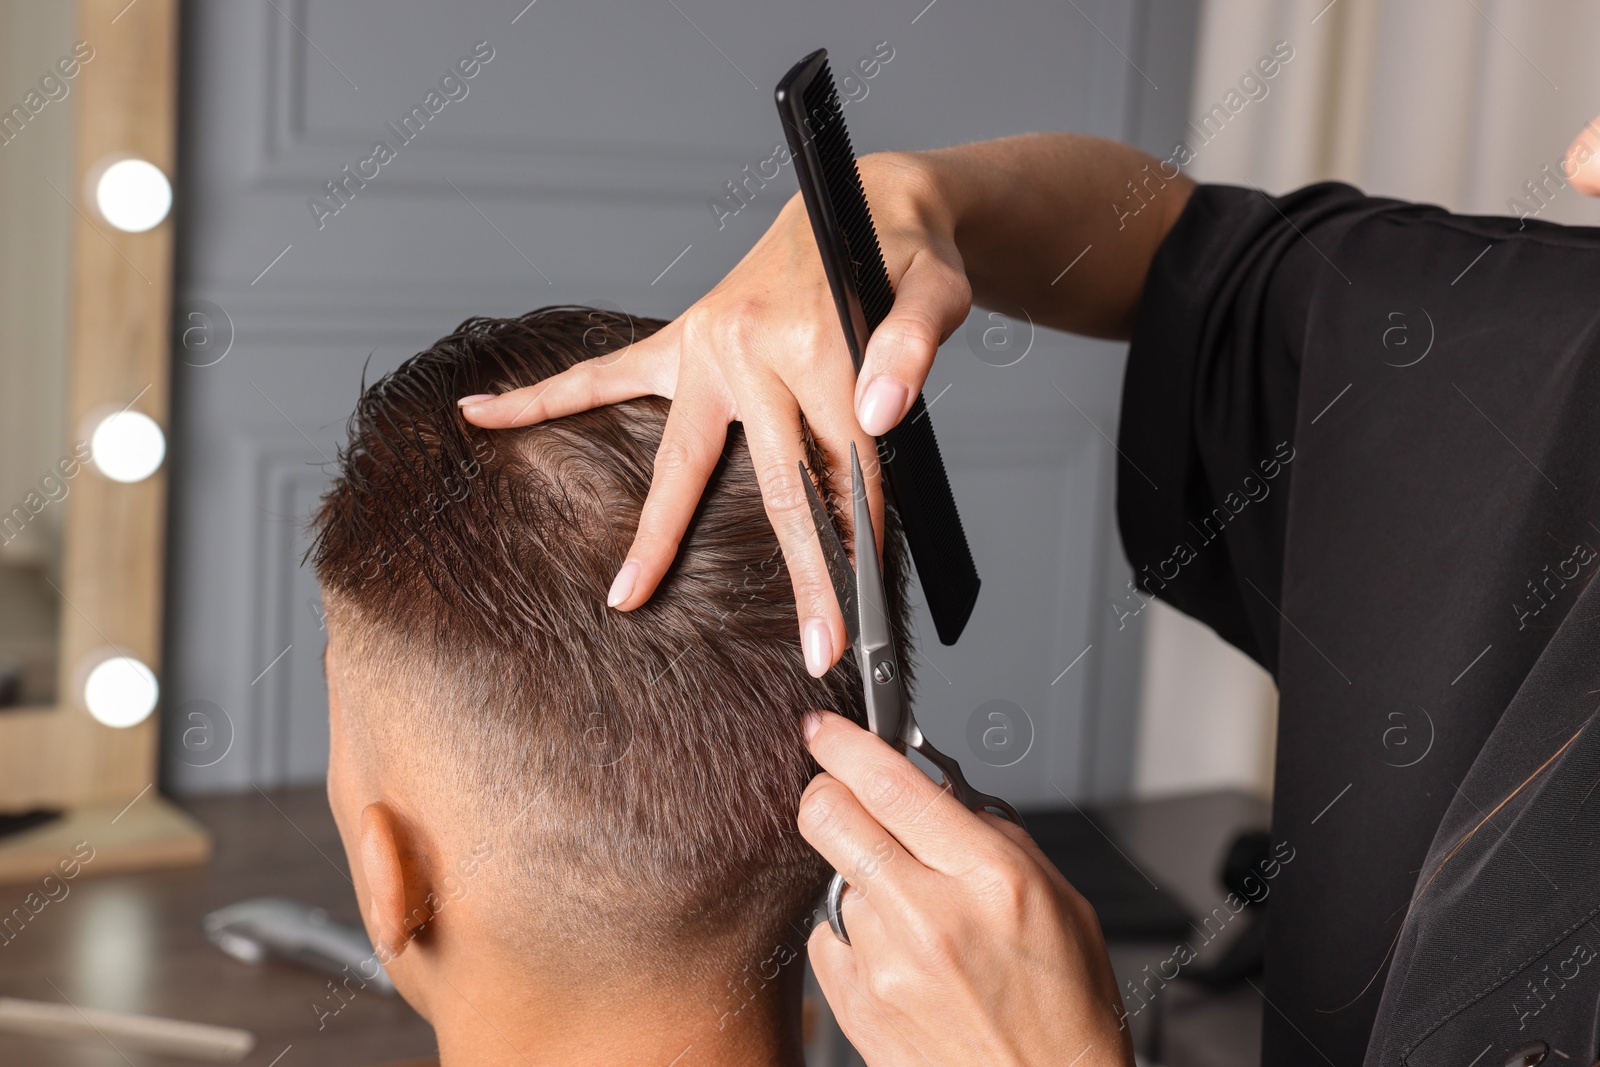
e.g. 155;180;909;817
802;616;832;677
457;394;495;408
858;376;909;436
803;710;824;744
607;560;640;608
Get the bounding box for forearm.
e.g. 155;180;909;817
918;132;1194;340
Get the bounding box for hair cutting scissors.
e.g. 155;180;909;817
801;443;1022;945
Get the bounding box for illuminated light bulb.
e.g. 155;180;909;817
83;656;158;728
93;158;172;233
90;411;165;483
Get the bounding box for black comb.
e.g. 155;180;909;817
775;48;979;645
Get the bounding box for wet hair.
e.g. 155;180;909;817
309;306;914;968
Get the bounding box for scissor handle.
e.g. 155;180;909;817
824;730;1024;945
909;731;1026;828
825;871;852;944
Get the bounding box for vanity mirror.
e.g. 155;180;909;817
0;0;207;880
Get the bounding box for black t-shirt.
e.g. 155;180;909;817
1119;182;1600;1065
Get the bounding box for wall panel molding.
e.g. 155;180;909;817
169;0;1193;799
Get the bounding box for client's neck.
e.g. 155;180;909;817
428;956;808;1067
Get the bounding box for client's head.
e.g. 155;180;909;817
309;306;912;1062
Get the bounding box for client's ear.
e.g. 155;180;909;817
359;801;434;962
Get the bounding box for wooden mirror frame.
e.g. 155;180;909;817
0;0;208;881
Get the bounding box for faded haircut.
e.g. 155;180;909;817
309;306;914;967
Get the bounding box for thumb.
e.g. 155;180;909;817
856;245;972;436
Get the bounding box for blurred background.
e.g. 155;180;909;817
1;0;1597;1065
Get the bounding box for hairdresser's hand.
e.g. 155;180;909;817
1568;116;1600;196
798;711;1134;1067
458;152;970;676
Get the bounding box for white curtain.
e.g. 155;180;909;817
1187;0;1600;217
1134;0;1600;799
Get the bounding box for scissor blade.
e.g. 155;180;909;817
798;460;859;649
848;442;907;746
849;443;892;653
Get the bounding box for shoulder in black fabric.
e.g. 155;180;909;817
1252;189;1600;1067
1124;176;1600;1066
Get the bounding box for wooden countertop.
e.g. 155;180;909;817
0;788;437;1066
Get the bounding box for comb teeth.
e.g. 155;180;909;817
799;62;894;333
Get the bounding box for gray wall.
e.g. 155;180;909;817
164;0;1197;802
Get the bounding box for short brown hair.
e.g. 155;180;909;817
310;306;914;967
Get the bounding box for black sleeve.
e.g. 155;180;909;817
1121;180;1600;1067
1116;181;1385;676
